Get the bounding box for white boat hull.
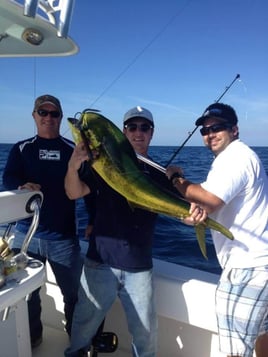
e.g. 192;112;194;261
32;250;226;357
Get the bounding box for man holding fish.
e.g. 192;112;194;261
166;103;268;357
64;106;206;356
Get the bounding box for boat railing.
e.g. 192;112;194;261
0;189;43;269
0;189;45;357
22;0;75;38
0;0;78;57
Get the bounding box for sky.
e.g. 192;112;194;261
1;0;268;147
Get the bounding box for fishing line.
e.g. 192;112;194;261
32;57;38;136
236;77;248;122
88;0;193;108
165;74;241;167
61;1;193;137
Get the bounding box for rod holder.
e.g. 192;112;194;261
13;195;42;270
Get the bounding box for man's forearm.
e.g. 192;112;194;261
172;177;223;214
65;166;90;200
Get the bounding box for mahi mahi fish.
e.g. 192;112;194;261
68;110;234;259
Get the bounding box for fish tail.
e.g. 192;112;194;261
206;218;234;240
194;225;208;259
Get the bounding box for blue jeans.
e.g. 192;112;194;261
11;230;83;342
65;258;157;357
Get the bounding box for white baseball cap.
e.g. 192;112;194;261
123;106;154;127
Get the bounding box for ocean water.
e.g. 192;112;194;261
1;143;268;274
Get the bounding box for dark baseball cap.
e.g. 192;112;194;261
34;94;63;115
195;103;238;126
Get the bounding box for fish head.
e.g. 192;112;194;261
68;113;104;153
68;110;139;165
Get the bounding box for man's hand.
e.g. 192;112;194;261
166;165;184;180
183;202;207;226
68;142;90;171
18;183;41;191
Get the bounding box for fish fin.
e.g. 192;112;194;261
102;136;140;175
119;138;140;164
194;224;208;259
127;201;137;211
102;136;125;172
206;218;234;240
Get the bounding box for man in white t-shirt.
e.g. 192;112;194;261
166;103;268;357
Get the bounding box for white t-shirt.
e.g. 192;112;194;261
201;139;268;269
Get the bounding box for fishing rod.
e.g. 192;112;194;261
136;153;190;203
165;73;240;167
136;153;166;174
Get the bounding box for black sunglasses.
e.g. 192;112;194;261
124;123;153;132
36;109;61;118
200;123;233;136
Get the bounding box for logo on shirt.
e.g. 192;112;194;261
39;150;60;161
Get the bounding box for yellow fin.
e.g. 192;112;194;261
194;224;207;259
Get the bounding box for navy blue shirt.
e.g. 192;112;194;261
80;161;180;271
3;135;77;240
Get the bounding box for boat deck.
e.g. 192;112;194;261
31;257;224;357
32;325;69;357
32;319;132;357
1;239;228;357
33;258;133;357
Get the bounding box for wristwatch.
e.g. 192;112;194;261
169;172;184;186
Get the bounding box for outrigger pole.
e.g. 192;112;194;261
164;74;240;167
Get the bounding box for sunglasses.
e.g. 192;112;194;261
36;109;61;118
200;123;233;136
124;123;153;132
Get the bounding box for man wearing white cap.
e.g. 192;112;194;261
64;106;205;356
